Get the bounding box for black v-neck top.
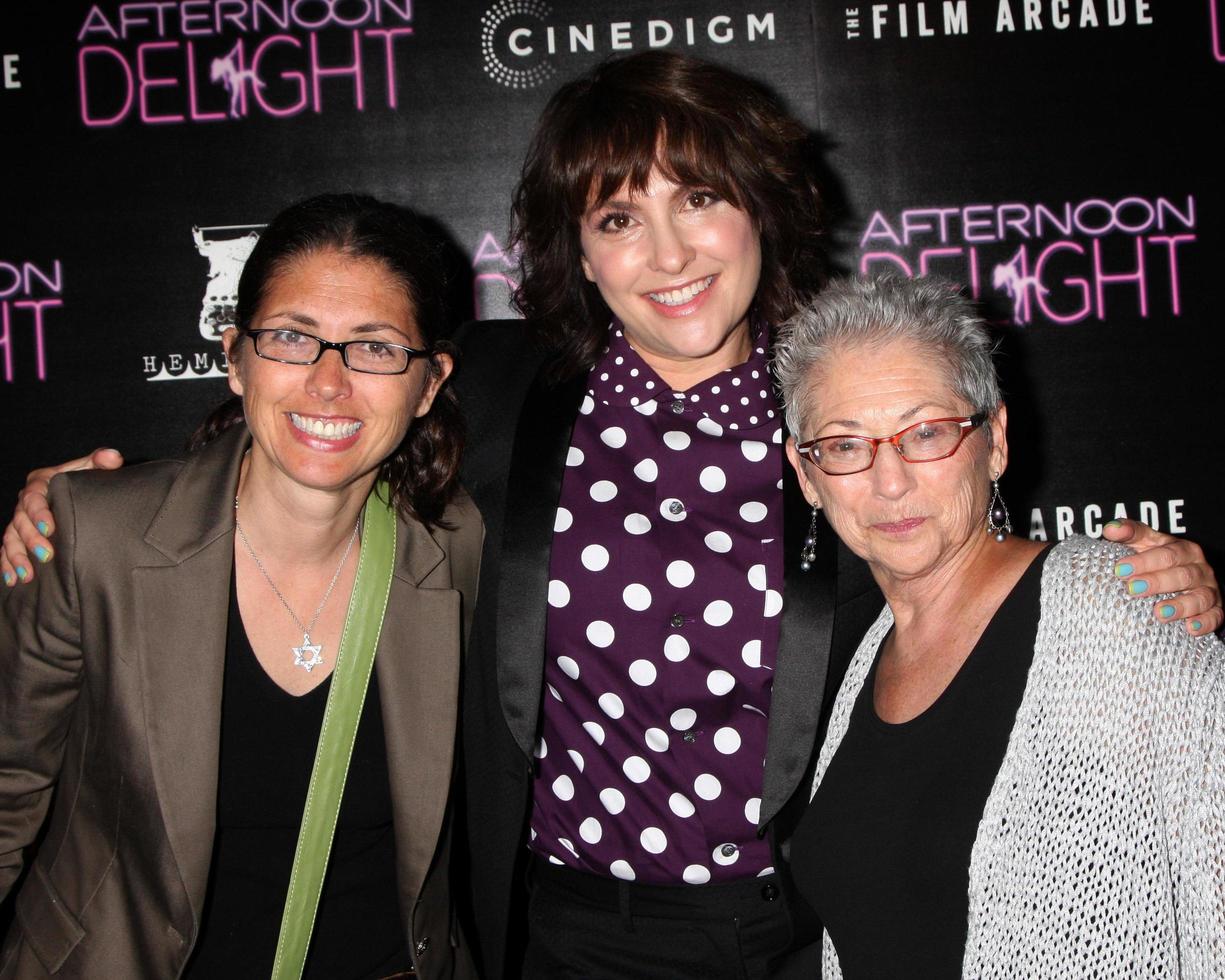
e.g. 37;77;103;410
789;548;1049;979
183;579;410;979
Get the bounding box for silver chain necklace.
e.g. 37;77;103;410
233;497;360;672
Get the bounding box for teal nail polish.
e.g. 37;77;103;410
34;545;50;563
36;521;49;535
1114;562;1133;577
15;566;28;582
1159;604;1176;619
1128;579;1149;595
1192;620;1204;632
2;571;13;586
1106;520;1123;528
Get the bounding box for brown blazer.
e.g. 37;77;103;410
0;426;481;979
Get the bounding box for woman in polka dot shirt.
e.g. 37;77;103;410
450;52;1219;979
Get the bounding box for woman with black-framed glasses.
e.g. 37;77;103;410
775;274;1225;977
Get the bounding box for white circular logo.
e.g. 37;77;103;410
480;0;557;89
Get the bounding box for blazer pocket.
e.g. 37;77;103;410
14;862;86;974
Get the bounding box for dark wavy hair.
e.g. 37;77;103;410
511;51;826;380
190;193;463;527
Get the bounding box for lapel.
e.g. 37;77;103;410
495;369;587;761
375;515;462;912
133;425;248;923
758;457;837;828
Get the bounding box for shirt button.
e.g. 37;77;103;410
670;398;685;414
668;500;685;515
761;883;780;902
720;843;738;857
670;614;685;628
682;731;697;743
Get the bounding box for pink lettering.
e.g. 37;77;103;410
79;45;134;126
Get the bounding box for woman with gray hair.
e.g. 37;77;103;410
775;275;1224;977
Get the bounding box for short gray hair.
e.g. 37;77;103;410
773;275;1001;439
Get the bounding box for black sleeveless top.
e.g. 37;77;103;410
183;579;411;978
789;549;1048;979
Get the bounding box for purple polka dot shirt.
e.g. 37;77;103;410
527;324;786;885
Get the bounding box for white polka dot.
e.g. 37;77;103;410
566;446;585;466
699;466;726;492
547;683;563;702
548;580;570;608
664;634;690;662
745;798;761;824
711;386;721;394
741;440;768;462
623;756;651;783
713;727;742;754
663;431;691;451
615;356;623;364
720;405;729;414
581;545;610;571
669;793;696;818
590;480;618;502
580;395;594;415
645;727;670;752
624;513;652;535
640;827;668;854
630;368;638;376
580;817;603;844
610;859;636;880
600;426;626;448
552;775;574;800
633;458;658;481
634;400;657;416
703;601;733;627
623;583;652;611
670;708;697;730
705;531;732;553
707;670;735;695
741;396;750;406
741;639;762;668
739;501;768;523
559;837;577;857
554;508;573;533
660;499;686;522
696;417;723;437
586;621;615;648
628;660;657;686
732;377;741;386
747;564;767;591
599;693;625;719
771;427;782;442
567;748;584;772
534;736;547;759
666;560;695;588
557;655;579;679
713;844;740;867
764;590;783;617
547;855;563;865
583;721;605;745
683;865;712;885
694;774;722;801
600;788;625;814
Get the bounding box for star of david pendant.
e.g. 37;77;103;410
293;634;325;672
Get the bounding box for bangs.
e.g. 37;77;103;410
560;107;750;218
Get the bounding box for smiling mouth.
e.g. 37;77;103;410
289;413;362;440
648;276;715;307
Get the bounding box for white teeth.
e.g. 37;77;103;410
290;413;362;440
649;276;714;307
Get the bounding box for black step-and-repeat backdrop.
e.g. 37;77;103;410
2;1;1222;563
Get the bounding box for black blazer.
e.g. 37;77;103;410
452;321;882;978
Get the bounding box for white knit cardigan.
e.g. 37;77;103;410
810;536;1225;978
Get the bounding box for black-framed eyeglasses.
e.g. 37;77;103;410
795;413;987;475
247;328;432;375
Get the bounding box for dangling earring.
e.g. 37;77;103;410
800;507;819;571
987;474;1011;542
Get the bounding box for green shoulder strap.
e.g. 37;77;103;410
270;483;398;980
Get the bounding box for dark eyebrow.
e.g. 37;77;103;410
260;313;414;343
262;311;318;327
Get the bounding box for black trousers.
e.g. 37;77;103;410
522;858;795;979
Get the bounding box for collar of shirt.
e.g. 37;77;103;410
588;323;778;434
